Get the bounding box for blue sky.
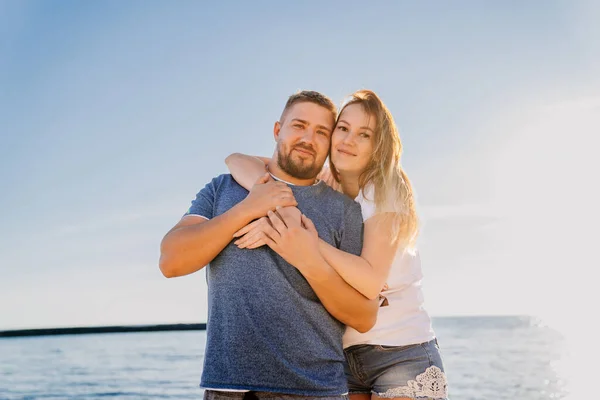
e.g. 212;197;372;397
1;1;598;330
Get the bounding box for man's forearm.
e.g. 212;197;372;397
302;257;379;333
160;203;255;277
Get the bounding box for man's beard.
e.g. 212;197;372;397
277;142;323;180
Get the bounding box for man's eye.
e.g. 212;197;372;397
293;124;303;128
318;131;328;136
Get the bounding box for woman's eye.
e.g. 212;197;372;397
360;132;370;138
337;126;348;132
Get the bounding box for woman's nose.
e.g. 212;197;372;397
342;132;356;145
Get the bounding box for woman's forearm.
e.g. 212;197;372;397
318;239;388;300
302;257;378;332
225;153;268;190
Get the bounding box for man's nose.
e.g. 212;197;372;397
301;128;317;143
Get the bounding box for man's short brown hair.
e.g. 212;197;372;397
280;90;337;123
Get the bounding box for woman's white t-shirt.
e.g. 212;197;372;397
342;185;436;349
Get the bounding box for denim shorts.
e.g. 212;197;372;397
344;339;448;399
204;390;348;400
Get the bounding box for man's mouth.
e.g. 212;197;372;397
293;147;315;157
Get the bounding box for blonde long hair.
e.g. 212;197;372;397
331;90;419;248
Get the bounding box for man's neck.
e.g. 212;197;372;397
267;160;317;186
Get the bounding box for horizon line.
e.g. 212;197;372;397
0;315;535;338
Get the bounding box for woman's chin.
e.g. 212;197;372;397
330;160;344;171
334;165;358;177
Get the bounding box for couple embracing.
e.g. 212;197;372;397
159;90;448;400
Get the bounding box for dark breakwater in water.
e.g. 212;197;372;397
0;323;207;338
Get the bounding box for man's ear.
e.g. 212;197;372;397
273;121;281;141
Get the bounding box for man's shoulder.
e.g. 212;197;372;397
194;174;247;202
211;173;234;183
204;173;241;190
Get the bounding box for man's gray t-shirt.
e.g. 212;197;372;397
186;174;363;396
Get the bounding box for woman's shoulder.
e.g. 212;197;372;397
355;184;376;221
357;183;398;220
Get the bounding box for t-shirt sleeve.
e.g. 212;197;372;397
339;201;364;256
358;184;396;222
183;177;219;220
358;195;377;221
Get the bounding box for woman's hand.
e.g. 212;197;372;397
233;216;272;249
239;174;298;220
234;208;325;278
260;208;323;273
234;207;303;249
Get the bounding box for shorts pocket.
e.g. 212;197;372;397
374;343;419;352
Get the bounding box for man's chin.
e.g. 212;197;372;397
286;165;320;180
291;153;316;165
278;153;323;180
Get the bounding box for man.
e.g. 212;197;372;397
160;91;378;399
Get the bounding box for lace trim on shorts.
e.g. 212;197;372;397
377;366;448;399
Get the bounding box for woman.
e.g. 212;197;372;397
226;90;448;400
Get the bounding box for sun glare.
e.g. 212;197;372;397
492;97;599;399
